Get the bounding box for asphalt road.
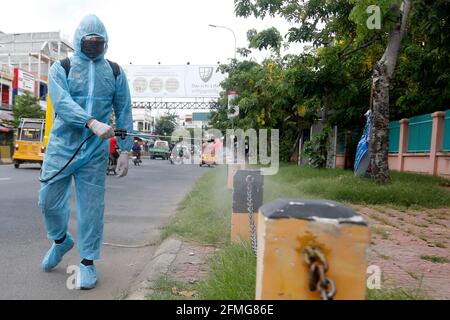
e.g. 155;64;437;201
0;158;206;299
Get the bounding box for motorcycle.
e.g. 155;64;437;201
107;145;120;175
132;151;142;166
169;145;190;165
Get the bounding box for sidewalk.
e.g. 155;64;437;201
355;206;450;300
126;238;216;300
127;205;450;300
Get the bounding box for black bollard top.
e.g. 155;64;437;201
259;198;367;226
233;170;264;214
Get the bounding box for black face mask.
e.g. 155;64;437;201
81;35;105;59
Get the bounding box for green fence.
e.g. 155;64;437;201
443;110;450;152
336;130;361;155
389;121;400;153
407;114;432;153
337;131;345;154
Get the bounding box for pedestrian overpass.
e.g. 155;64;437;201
132;100;219;110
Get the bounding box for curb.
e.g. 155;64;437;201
125;238;182;300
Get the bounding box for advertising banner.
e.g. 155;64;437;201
122;65;226;98
227;90;239;118
13;68;35;94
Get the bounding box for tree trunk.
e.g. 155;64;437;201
370;63;390;182
289;115;303;162
369;0;411;183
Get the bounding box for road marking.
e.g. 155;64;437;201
0;178;11;181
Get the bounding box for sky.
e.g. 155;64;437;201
0;0;303;65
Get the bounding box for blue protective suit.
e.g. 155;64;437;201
38;15;133;260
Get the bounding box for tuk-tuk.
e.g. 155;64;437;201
13;118;46;168
200;140;217;167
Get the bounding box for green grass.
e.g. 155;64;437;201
265;164;450;208
164;164;449;246
146;276;198;300
161;166;231;245
366;287;429;300
160;164;448;300
371;226;390;240
197;241;256;300
433;242;447;248
420;255;449;264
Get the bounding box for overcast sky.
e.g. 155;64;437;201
1;0;303;65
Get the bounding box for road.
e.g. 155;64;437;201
0;158;206;299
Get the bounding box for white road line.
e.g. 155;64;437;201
0;178;11;181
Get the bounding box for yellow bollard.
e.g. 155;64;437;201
231;169;263;243
256;198;370;300
227;163;246;190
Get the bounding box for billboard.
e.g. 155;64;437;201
122;65;226;99
13;68;35;94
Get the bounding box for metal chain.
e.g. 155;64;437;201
303;246;337;300
246;175;258;255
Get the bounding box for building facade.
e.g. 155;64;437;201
0;31;73;108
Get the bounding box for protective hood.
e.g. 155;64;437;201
73;15;109;60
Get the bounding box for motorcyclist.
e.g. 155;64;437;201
132;139;142;163
108;136;120;174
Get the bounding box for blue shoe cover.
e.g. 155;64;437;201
42;233;74;271
77;264;97;290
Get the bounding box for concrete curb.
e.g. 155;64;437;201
125;238;182;300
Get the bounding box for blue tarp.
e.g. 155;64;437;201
354;110;371;176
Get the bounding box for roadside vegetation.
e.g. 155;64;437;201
156;164;449;300
161;166;231;245
265;164;450;208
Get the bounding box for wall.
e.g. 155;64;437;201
335;110;450;178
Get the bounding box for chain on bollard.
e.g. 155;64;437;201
246;175;258;255
303;245;337;300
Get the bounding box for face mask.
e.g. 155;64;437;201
81;34;105;59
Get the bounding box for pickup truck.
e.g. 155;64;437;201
149;140;169;160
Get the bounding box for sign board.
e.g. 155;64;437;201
13;68;35;94
122;65;226;98
192;112;211;122
227;90;239;119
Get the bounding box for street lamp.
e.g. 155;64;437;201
208;24;236;60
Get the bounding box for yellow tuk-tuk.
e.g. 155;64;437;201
13;118;46;168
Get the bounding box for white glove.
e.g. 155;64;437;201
87;119;114;139
116;152;129;178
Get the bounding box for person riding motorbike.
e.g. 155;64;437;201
108;136;120;175
132;139;142;164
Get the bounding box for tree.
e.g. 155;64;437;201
391;0;450;118
155;113;178;138
233;0;373;162
350;0;412;183
11;93;45;127
230;0;449;172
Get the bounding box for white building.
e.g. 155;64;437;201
0;31;73;108
132;108;154;132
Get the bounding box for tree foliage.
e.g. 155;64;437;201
211;0;450;165
155;113;178;137
12;93;45;127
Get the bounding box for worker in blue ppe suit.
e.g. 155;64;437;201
38;15;133;290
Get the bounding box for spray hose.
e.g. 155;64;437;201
39;129;132;183
39;129;206;183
